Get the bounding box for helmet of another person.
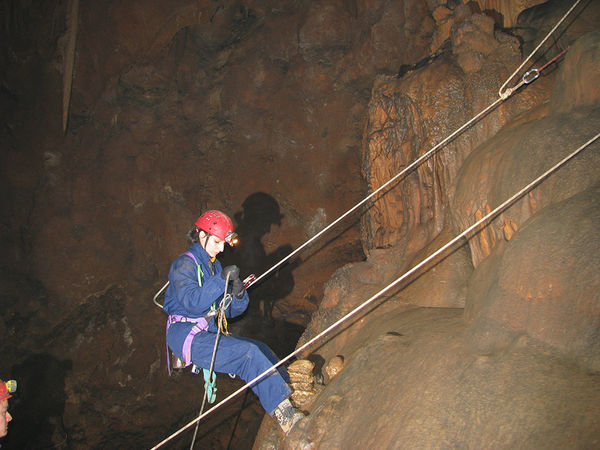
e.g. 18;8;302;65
0;380;16;401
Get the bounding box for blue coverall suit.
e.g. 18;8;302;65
163;242;292;414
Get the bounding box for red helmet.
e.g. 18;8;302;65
0;380;15;401
194;210;238;246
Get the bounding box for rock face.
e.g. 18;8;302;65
254;3;600;449
1;0;599;449
288;359;321;409
281;308;599;449
465;183;600;372
360;7;551;257
0;0;429;448
453;30;600;375
473;0;547;27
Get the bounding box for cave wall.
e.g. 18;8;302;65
360;2;557;257
455;28;600;373
264;1;599;448
0;0;444;330
2;0;598;448
0;0;434;447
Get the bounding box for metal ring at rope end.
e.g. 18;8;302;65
523;68;540;84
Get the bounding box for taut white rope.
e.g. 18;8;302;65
249;96;503;288
247;0;587;291
151;2;589;446
498;0;584;99
152;132;599;449
152;0;583;305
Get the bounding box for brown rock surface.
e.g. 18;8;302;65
360;7;550;258
452;29;600;267
1;0;431;447
323;355;344;382
465;182;600;372
257;308;600;449
551;28;600;112
255;9;600;450
288;359;320;408
1;0;599;449
473;0;547;28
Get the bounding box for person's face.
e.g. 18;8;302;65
200;232;225;258
0;398;12;438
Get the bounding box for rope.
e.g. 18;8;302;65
246;0;587;289
152;132;599;449
152;0;584;309
246;99;502;288
498;0;584;99
151;2;586;446
153;280;169;307
189;274;232;449
247;44;570;289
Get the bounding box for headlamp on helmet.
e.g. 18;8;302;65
0;379;16;401
195;210;238;247
225;230;239;246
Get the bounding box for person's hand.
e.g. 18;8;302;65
221;265;240;281
231;278;245;299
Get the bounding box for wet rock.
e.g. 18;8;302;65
452;13;498;73
430;5;454;53
298;2;353;58
323;355;344;383
360;11;533;257
278;8;600;450
279;308;600;449
452;31;600;267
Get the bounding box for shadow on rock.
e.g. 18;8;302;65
222;192;300;320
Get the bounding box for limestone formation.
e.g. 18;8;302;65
452;30;600;267
287;7;599;450
473;0;547;28
287;359;318;408
62;0;79;134
2;0;600;448
469;183;600;372
361;7;530;257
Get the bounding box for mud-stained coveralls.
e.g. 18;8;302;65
163;242;292;414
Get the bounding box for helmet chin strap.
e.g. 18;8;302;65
199;231;217;274
199;230;211;250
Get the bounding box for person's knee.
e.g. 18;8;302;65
244;342;277;372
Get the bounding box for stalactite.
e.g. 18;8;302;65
62;0;78;134
473;0;546;28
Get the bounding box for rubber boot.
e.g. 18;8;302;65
273;398;305;434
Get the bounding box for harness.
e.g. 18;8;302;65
165;251;220;402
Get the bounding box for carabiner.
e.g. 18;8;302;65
522;68;540;84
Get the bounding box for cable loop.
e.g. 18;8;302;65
499;87;513;101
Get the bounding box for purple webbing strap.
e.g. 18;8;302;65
184;251;197;264
165;251;209;375
182;320;209;362
166;319;172;376
166;315;209;376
